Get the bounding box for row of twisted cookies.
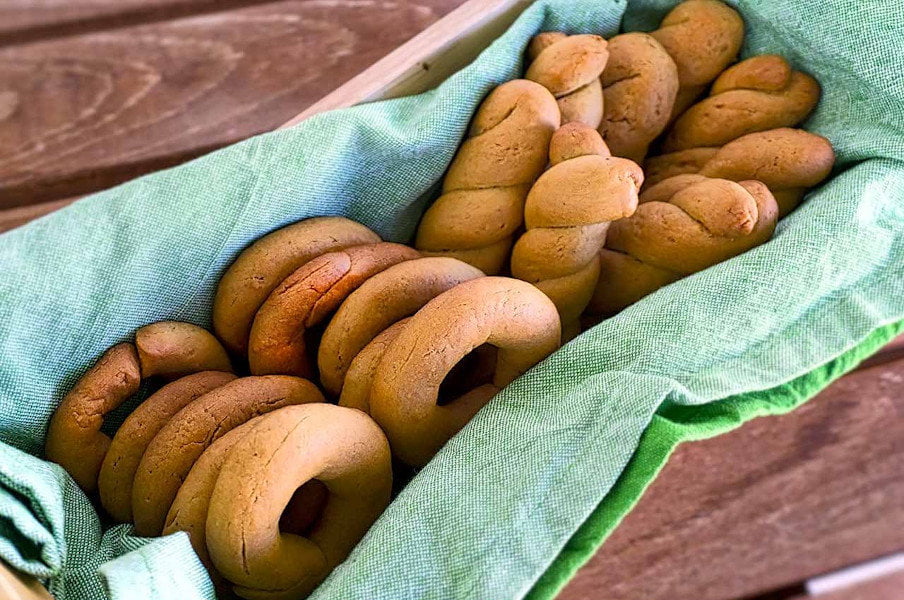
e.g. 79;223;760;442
415;0;835;330
46;217;562;599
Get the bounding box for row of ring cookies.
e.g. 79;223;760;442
415;0;835;335
45;218;564;599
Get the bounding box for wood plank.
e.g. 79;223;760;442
558;359;904;600
0;197;79;233
282;0;533;128
0;0;467;207
793;569;904;600
0;1;300;46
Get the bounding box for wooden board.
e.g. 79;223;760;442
558;359;904;600
0;1;224;44
0;0;466;208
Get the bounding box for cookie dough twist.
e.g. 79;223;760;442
645;127;835;216
650;0;745;118
590;176;779;315
510;123;642;336
525;33;609;128
415;79;560;274
598;32;679;162
663;55;821;151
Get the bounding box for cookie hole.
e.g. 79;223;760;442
437;344;498;406
279;479;329;537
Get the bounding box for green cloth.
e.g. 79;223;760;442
0;0;902;599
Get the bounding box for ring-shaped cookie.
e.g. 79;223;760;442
164;416;330;572
135;321;232;379
206;404;392;600
132;375;324;536
318;257;484;395
247;243;419;378
99;370;237;522
213;217;380;355
338;319;410;412
45;343;141;492
370;277;561;466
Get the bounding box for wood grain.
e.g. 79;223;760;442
0;1;270;46
559;360;904;600
283;0;533;127
0;0;466;207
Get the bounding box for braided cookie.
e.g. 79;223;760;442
163;417;328;571
213;217;380;355
526;33;608;128
650;0;745;118
644;147;719;186
598;32;679;162
135;321;232;379
663;55;821;151
318;257;484;396
527;32;567;61
45;343;141;492
371;277;560;467
415;80;560;274
98;371;237;523
132;375;324;536
338;319;409;413
206;404;392;600
510;123;642;336
248;243;418;378
646;128;835;215
590;176;779;315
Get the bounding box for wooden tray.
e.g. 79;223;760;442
3;1;902;598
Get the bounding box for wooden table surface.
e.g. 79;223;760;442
1;2;902;600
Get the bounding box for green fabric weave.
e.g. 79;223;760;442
0;1;902;599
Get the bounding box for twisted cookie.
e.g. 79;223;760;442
98;370;237;522
598;32;678;162
207;404;392;600
132;375;324;536
371;277;560;466
45;343;141;492
590;176;779;315
248;243;418;378
646;128;835;215
318;257;484;396
650;0;745;117
510;123;642;336
526;33;608;128
213;217;380;355
663;55;821;151
415;79;560;274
